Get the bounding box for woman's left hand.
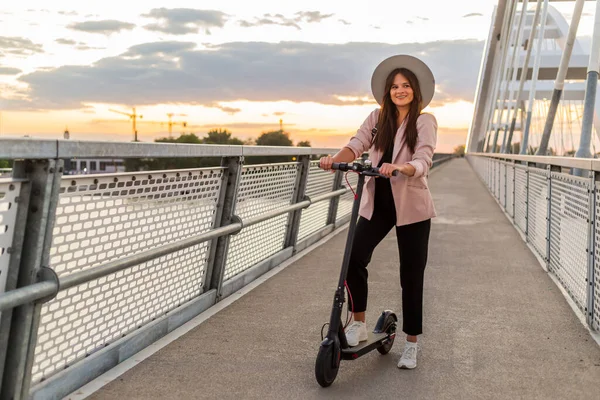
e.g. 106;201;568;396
379;163;402;178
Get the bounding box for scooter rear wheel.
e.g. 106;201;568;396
377;313;397;355
315;342;339;387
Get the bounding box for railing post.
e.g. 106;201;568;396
525;163;532;240
545;165;559;269
0;168;32;393
205;156;244;302
1;159;63;400
512;161;516;222
284;155;310;252
327;171;344;227
587;170;597;329
504;161;507;210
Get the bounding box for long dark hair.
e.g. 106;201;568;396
373;67;423;154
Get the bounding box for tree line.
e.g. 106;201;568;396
125;128;313;171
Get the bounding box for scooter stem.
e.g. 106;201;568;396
326;172;366;345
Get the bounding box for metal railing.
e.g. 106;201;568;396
467;152;599;336
0;138;453;399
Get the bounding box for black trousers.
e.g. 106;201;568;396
346;209;431;336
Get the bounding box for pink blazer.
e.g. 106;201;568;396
344;108;438;226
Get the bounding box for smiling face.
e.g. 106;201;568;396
389;73;414;109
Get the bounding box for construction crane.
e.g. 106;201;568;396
109;107;143;141
166;113;187;137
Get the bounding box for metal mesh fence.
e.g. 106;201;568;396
506;164;514;218
548;173;590;312
32;168;224;384
298;161;335;241
527;169;548;260
486;158;492;188
49;168;224;276
491;160;496;196
223;163;298;280
514;166;528;234
469;155;597;331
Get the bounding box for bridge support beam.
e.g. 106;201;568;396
522;0;551;154
506;0;542;153
488;0;519;153
536;0;585;157
573;0;600;176
501;0;529;153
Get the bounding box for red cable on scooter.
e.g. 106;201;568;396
344;280;354;329
345;171;358;200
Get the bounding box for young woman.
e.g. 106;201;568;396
319;54;437;369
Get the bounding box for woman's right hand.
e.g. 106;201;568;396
319;155;334;171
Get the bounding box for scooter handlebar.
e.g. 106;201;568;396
328;161;398;178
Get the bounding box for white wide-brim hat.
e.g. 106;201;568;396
370;54;435;108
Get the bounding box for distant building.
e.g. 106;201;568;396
64;158;125;175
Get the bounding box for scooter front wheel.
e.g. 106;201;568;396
315;341;340;387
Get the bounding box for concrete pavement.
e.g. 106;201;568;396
86;158;600;400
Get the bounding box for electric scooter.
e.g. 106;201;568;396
315;159;399;388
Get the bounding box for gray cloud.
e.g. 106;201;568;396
407;17;431;25
217;106;241;115
204;103;242;115
240;16;300;30
56;38;104;50
58;11;78;16
68;20;136;34
56;38;77;45
295;11;334;23
142;9;228;35
463;13;483;18
197;122;296;130
4;39;484;111
76;45;106;51
0;36;44;56
125;41;197;55
338;19;351;25
0;67;22;75
240;11;334;30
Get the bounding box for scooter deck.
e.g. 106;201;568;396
340;332;391;360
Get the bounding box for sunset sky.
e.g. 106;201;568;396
0;1;595;152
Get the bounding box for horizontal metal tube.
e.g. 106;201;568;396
0;282;57;312
60;223;242;290
241;187;350;228
469;152;594;171
241;200;311;228
0;138;340;159
310;188;349;204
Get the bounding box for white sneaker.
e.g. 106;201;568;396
344;321;368;347
397;340;419;369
